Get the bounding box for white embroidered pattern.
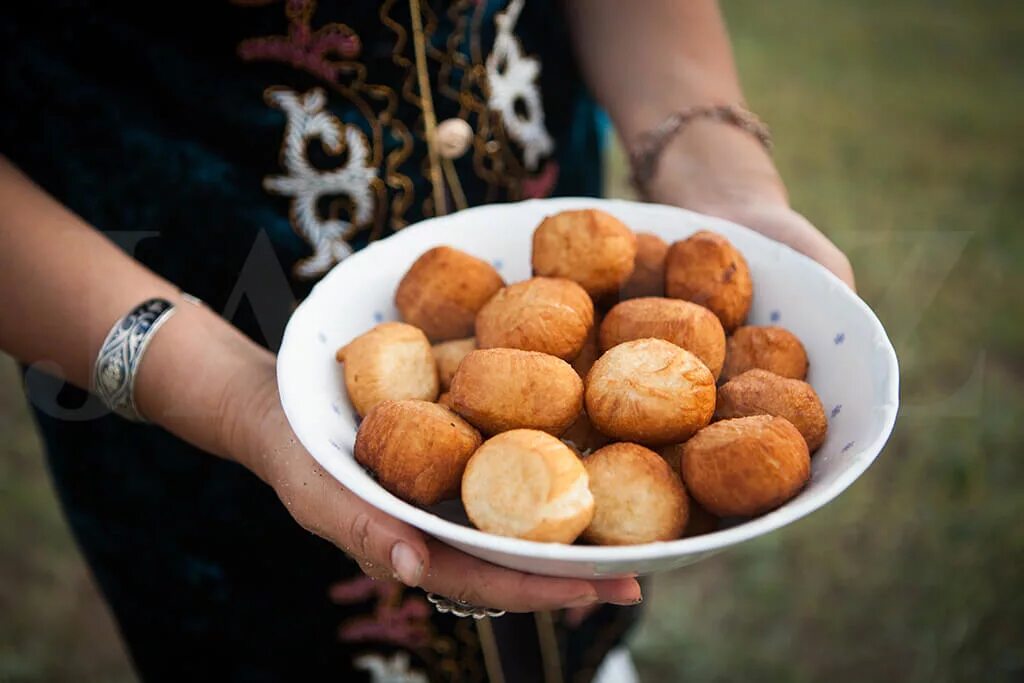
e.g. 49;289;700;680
263;87;377;279
485;0;553;171
354;652;429;683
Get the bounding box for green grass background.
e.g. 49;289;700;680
2;0;1022;680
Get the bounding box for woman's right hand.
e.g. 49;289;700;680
225;361;643;612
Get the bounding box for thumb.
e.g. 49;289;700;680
273;449;432;587
331;488;432;587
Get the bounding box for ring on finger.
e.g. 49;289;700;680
426;592;506;619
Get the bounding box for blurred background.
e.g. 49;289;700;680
2;0;1022;680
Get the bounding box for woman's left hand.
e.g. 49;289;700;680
686;198;855;289
639;120;856;290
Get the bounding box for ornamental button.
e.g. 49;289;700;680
435;118;473;159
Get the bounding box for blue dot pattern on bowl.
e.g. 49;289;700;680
834;332;846;345
317;331;327;344
841;441;855;453
373;311;384;323
831;404;842;418
331;402;342;416
769;310;781;323
492;258;504;270
328;438;343;451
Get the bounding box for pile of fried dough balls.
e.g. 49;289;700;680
337;209;827;546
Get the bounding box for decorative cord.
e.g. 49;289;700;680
409;0;448;216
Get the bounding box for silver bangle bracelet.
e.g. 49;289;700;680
91;298;178;422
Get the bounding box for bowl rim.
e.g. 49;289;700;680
278;197;900;565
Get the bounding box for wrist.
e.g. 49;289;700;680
215;348;282;483
640;118;789;213
134;300;278;471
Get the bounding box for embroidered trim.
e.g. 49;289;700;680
485;0;553;171
354;652;429;683
263;87;377;278
238;0;558;272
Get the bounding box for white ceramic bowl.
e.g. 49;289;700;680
277;198;899;578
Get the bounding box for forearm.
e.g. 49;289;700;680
567;0;786;207
0;156;271;464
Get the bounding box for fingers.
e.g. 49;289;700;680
696;202;856;290
419;539;642;612
330;490;432;586
274;447;431;586
274;444;644;612
792;220;856;290
592;577;644;605
777;210;856;290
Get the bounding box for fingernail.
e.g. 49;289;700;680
390;542;423;587
610;594;643;606
567;593;599;608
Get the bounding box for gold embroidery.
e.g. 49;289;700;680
240;0;556;247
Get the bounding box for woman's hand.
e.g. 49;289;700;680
565;0;853;288
642;121;856;289
224;361;643;613
686;198;856;289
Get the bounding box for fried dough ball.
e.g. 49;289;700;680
449;348;583;436
462;429;594;543
560;410;611;456
585;338;716;446
437;391;454;409
658;442;723;536
682;415;810;517
657;443;685;473
531;209;638;297
475;277;594;360
570;317;602;378
619;232;668;300
665;230;752;332
355;400;482;506
720;325;809;382
336;322;439;417
683;501;721;538
432;337;476;391
715;369;827;451
599;297;727;378
582;443;688;545
395;246;504;341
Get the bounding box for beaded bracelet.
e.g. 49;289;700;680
628;104;773;196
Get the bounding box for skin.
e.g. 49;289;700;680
567;0;855;289
0;0;853;612
0;159;637;612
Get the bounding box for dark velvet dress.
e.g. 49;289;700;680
1;1;639;680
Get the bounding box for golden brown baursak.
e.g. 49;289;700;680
570;315;602;378
618;232;669;300
582;443;688;545
449;348;583;436
682;415;810;517
599;297;726;378
355;400;482;506
665;230;752;332
720;325;808;382
462;429;594;543
585;338;716;445
532;209;638;298
336;322;439;417
714;369;827;451
559;409;611;456
475;277;594;360
432;337;476;391
395;246;504;341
